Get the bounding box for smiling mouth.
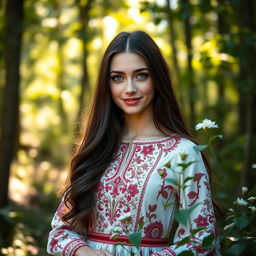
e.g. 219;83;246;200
122;97;142;105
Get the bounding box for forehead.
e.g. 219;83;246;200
110;52;148;70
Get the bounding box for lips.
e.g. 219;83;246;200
122;97;142;106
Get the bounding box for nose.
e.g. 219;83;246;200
125;78;137;94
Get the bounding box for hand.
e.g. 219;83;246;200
75;246;113;256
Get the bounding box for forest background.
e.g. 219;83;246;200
0;0;255;255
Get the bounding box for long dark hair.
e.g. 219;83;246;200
62;31;216;231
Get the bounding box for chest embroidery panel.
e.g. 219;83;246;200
94;137;181;236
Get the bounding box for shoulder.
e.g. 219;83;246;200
165;135;202;161
169;135;197;152
176;136;197;150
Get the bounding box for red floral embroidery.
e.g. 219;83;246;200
141;145;154;156
177;228;185;238
187;191;197;199
134;156;143;164
194;173;204;181
187;172;205;206
49;238;62;252
194;215;208;227
144;221;163;238
49;230;65;252
146;204;157;222
128;184;139;197
156;168;174;209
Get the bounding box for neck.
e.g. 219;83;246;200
123;111;162;140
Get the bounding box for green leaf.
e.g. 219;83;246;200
191;227;205;235
128;231;142;247
228;243;246;256
182;176;194;185
193;145;207;153
138;221;145;231
174;209;190;226
175;236;190;247
166;178;179;186
233;216;249;229
163;202;173;208
129;251;136;256
177;251;195;256
177;161;197;170
202;234;214;249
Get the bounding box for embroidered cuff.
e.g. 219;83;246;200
63;239;87;256
162;248;176;256
150;248;176;256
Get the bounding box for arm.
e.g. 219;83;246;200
47;200;88;256
151;144;220;256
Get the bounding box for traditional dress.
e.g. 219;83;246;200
47;135;220;256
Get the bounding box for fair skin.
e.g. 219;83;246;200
110;51;163;140
74;246;112;256
75;52;162;256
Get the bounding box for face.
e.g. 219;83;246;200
110;52;154;118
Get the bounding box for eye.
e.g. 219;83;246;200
136;73;149;81
111;75;123;82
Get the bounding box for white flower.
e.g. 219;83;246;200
195;119;219;130
247;196;256;202
248;206;256;213
118;212;132;222
235;197;249;206
241;186;248;195
252;164;256;169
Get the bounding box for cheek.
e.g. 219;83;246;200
110;86;122;102
140;80;154;95
110;86;117;96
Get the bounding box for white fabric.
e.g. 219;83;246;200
47;135;221;256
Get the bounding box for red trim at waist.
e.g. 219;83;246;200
88;232;169;247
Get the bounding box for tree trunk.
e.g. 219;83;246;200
75;0;93;128
165;0;186;109
0;0;24;207
54;0;68;132
180;0;196;127
165;0;180;82
215;0;228;125
239;0;256;188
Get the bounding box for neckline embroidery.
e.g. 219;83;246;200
121;133;177;144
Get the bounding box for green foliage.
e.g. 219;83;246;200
193;145;208;153
202;234;215;249
177;251;194;256
220;187;256;255
128;231;142;248
174;203;201;226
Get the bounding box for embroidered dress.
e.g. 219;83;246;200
47;136;220;256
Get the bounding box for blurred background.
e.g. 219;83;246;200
0;0;255;255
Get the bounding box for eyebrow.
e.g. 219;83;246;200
110;68;150;74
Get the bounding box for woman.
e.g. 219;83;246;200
47;31;220;256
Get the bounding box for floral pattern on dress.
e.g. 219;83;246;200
47;136;220;256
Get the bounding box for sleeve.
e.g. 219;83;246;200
150;143;220;256
47;199;88;256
